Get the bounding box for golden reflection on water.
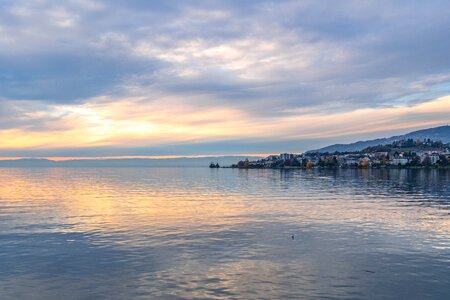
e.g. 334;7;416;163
0;167;448;240
0;167;449;299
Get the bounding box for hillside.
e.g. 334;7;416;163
309;125;450;153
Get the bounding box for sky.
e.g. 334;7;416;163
1;0;450;157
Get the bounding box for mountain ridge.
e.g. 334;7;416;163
309;125;450;153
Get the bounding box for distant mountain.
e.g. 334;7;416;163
0;156;261;167
0;158;58;167
309;125;450;153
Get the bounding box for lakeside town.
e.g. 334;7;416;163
223;139;450;169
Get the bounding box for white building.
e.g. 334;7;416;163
280;153;295;160
392;158;409;165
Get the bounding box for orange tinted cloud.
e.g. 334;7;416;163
0;95;448;154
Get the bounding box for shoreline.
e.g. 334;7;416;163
224;165;450;170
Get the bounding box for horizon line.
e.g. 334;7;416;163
0;154;277;161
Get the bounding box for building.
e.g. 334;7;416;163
280;153;295;160
392;158;409;165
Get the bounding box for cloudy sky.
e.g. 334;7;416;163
1;0;449;157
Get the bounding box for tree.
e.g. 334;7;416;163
423;156;432;167
438;155;449;167
318;158;325;167
291;158;301;167
410;155;421;166
360;160;369;168
301;158;309;168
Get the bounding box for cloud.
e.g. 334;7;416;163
0;94;448;157
0;52;162;102
0;0;449;155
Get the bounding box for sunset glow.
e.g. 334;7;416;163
1;1;449;157
1;2;450;299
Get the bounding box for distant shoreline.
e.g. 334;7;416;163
225;165;450;170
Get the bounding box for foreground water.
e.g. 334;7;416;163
0;168;449;299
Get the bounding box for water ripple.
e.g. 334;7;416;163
0;168;448;299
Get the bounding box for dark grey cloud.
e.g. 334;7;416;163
0;52;161;102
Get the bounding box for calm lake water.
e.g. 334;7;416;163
0;168;449;299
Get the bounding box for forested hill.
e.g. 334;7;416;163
309;125;450;153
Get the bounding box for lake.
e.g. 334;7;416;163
0;168;449;299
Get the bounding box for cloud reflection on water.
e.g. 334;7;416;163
0;168;448;299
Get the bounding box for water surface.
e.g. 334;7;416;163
0;168;449;299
